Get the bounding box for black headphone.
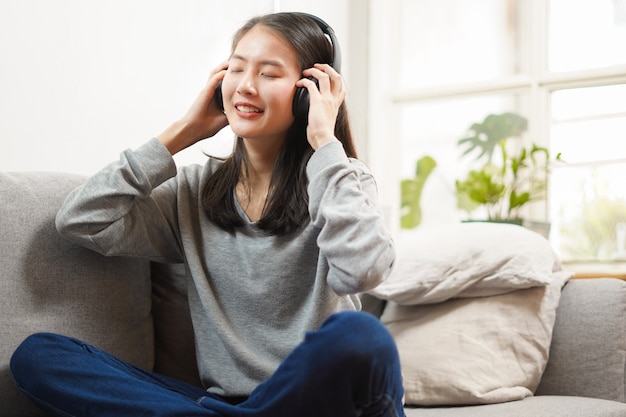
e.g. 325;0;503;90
215;12;341;125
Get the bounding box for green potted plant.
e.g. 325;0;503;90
454;112;560;235
401;155;437;229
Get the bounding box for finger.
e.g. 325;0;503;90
312;63;342;86
316;64;344;94
211;61;229;75
206;61;229;87
324;66;344;94
301;67;331;93
313;63;339;76
304;64;344;95
296;77;321;98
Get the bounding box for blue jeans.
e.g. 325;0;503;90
11;311;405;417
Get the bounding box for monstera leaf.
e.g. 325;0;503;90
458;113;528;162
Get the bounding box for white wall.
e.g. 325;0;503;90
0;0;358;175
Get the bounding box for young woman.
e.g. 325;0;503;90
11;12;404;417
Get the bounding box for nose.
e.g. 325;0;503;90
236;72;257;96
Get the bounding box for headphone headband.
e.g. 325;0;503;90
295;12;342;73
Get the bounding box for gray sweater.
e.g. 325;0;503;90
56;138;395;396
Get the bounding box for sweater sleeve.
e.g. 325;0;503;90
306;141;395;296
55;138;184;262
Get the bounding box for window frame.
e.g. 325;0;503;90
367;0;626;270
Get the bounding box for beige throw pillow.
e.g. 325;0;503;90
370;222;558;305
382;270;572;406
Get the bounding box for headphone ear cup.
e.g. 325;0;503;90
292;86;309;122
292;76;319;124
215;80;224;111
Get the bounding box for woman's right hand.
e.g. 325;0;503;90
158;62;229;155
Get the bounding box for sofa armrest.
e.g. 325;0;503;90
536;278;626;402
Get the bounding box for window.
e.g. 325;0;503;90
548;0;626;72
368;0;626;271
550;84;626;264
548;0;626;268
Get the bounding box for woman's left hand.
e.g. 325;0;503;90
296;63;345;150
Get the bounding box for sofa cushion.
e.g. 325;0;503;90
0;172;154;417
151;261;202;386
370;222;558;305
403;395;626;417
536;278;626;402
382;269;571;406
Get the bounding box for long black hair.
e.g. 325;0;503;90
202;12;357;235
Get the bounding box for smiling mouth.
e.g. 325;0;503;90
235;105;263;113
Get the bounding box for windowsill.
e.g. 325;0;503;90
563;261;626;280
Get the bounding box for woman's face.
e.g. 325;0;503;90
222;25;301;145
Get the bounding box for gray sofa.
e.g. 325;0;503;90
1;171;625;417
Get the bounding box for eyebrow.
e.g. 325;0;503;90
230;54;285;68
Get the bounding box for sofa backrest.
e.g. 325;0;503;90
536;277;626;403
0;172;154;417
